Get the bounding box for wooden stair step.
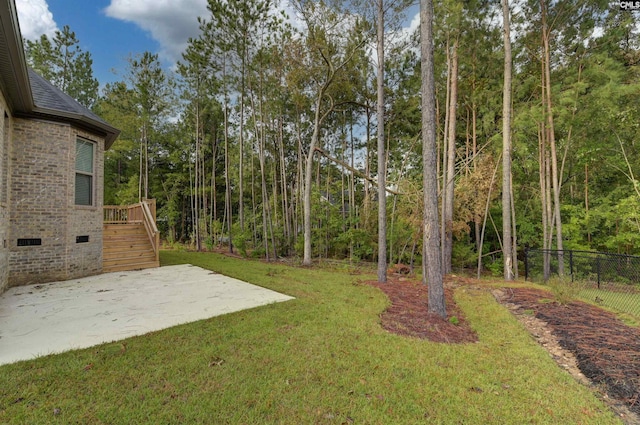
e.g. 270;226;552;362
102;222;158;273
103;239;151;246
103;254;157;267
103;261;159;273
103;251;155;261
103;245;153;254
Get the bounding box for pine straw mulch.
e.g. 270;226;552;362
498;286;640;418
365;276;640;421
364;275;478;344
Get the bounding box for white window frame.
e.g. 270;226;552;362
75;138;95;206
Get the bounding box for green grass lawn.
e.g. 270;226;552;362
0;251;621;424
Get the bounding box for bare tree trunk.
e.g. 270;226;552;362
440;40;450;268
238;44;246;232
251;150;258;247
211;131;217;224
364;107;372;229
350;114;356;261
539;101;549;278
501;0;514;280
541;0;564;274
472;103;480;253
510;170;518;278
195;101;201;251
341;114;347;234
277;116;291;254
376;0;387;283
443;38;458;275
585;164;590;246
223;54;233;253
296;115;304;246
542;125;553;279
139;123;149;201
477;156;501;279
421;0;446;318
250;75;271;260
303;94;326;265
144;124;149;200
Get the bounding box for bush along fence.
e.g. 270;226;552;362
525;249;640;318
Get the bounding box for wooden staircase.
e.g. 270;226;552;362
103;200;160;273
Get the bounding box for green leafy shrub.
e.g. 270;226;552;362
547;277;583;305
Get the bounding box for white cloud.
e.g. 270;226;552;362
15;0;58;40
403;10;421;41
104;0;208;63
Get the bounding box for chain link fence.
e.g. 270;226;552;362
525;249;640;318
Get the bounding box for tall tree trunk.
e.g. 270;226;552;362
238;43;246;232
376;0;387;283
440;41;450;266
139;128;144;201
250;79;270;260
251;150;258;247
349;114;356;261
211;131;218;224
510;170;518;278
277;116;291;254
421;0;446;318
364;107;372;230
295;115;304;246
477;157;501;278
194;101;201;251
541;0;564;274
443;38;458;275
303;93;328;265
502;0;514;280
472;103;480;253
223;54;233;253
585;164;590;246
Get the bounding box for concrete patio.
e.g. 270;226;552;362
0;264;294;366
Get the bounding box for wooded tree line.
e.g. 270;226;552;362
26;0;640;280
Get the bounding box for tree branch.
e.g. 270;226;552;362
314;146;403;195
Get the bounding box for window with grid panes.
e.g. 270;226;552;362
75;139;94;205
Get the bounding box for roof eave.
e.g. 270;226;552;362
0;0;34;112
31;106;121;149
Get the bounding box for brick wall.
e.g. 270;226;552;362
67;129;104;280
0;93;8;293
8;118;104;286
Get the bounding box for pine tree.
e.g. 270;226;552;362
421;0;446;317
25;25;99;108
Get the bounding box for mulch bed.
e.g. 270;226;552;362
365;276;640;418
365;276;477;344
498;287;640;416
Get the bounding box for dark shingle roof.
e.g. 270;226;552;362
28;69;105;124
0;0;119;148
27;69;119;148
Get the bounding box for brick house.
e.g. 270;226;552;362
0;0;120;292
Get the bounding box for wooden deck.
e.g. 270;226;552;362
103;200;159;273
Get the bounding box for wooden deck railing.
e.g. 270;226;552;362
104;199;159;262
140;200;160;262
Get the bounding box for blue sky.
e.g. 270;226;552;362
15;0;210;84
15;0;421;87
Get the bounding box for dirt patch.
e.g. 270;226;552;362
494;286;640;424
365;276;477;344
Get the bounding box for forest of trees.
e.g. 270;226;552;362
26;0;640;281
